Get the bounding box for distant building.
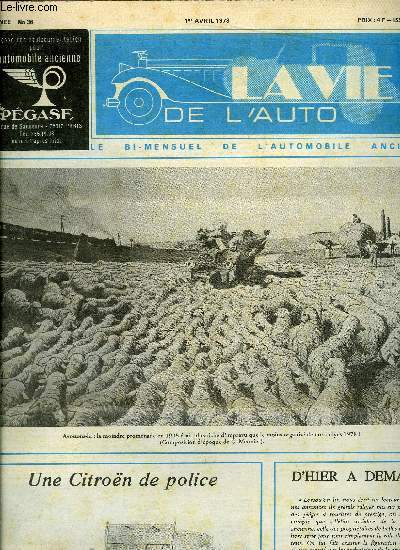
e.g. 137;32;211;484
104;523;215;550
105;523;174;549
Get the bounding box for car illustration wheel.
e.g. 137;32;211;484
117;81;162;125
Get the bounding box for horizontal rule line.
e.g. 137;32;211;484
1;452;400;456
91;29;400;32
2;155;400;161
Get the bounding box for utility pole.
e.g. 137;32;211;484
171;520;177;550
381;209;387;239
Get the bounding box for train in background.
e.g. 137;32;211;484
0;221;117;250
0;221;192;264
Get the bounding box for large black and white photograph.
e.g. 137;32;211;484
1;167;399;427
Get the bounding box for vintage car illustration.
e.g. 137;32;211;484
105;50;231;125
104;45;397;126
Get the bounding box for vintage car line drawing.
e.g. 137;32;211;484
105;50;232;125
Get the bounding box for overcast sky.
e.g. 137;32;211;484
2;167;398;244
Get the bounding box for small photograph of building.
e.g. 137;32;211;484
104;522;216;550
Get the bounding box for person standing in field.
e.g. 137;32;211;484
388;235;398;256
322;240;333;259
369;242;379;268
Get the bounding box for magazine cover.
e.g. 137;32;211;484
1;1;399;548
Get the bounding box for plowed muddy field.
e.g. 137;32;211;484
1;256;399;426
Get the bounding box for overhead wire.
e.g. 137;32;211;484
1;203;68;225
